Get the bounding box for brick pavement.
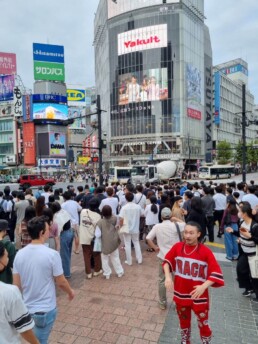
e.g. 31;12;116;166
25;239;258;344
49;242;173;344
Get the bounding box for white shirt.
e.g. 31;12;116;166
213;193;227;210
99;197;119;215
119;202;143;234
144;204;160;226
242;194;258;209
13;244;63;313
41;191;51;204
135;193;147;210
62;199;82;225
146;220;185;260
0;282;34;344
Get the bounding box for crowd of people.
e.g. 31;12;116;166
0;177;258;343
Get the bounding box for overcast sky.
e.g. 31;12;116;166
1;0;257;102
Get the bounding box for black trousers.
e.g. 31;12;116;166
206;216;214;242
237;253;258;297
214;210;224;233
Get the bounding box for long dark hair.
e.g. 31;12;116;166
190;197;203;213
35;196;46;216
150;196;158;214
227;201;238;215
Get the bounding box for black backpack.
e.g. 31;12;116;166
0;199;7;220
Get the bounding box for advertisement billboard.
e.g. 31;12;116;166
108;0;180;19
13;86;23;117
34;61;65;82
118;68;168;105
23;95;33;122
67;89;86;103
33;43;64;63
49;132;66;157
23;122;36;165
33;94;67;104
186;64;202;120
0;52;17;75
33;103;68;121
0;75;15;101
68;107;86;129
118;24;167;56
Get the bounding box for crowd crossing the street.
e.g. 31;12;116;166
0;178;258;343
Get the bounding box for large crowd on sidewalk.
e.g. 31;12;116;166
0;177;258;344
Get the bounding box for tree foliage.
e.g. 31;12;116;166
217;140;232;164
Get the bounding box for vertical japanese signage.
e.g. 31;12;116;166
13;86;23;117
22;95;33;121
82;136;91;157
186;64;202;120
0;52;17;75
33;43;65;82
23;122;36;165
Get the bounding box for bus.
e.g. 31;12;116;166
109;166;132;184
198;165;235;179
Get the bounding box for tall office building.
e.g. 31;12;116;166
94;0;213;167
213;58;256;147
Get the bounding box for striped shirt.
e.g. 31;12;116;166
0;282;34;344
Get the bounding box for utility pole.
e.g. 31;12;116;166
242;84;246;183
97;95;103;185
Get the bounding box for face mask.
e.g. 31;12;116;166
238;212;243;219
179;202;183;208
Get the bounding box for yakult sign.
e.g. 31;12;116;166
118;24;167;56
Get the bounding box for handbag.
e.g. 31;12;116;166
93;237;102;252
119;217;129;234
248;245;258;278
174;222;182;242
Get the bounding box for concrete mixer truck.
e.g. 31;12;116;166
130;160;178;184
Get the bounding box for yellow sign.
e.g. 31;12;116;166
67;89;85;102
78;156;90;165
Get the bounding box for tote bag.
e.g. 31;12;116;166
248;246;258;279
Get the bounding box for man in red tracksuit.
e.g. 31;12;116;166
163;221;224;344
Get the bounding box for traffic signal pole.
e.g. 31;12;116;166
242;84;246;183
97;95;103;185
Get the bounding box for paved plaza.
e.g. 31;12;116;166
43;239;258;344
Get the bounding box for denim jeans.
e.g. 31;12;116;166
31;308;57;344
60;229;74;278
224;223;239;259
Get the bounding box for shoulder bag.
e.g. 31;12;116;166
174;222;182;242
248;245;258;278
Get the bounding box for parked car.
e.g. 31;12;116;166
18;174;55;188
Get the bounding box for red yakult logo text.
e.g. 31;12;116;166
124;35;161;48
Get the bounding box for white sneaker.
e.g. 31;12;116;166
125;260;132;266
87;273;92;279
93;269;103;277
105;275;110;280
117;272;124;278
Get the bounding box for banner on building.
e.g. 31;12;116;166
78;156;90;165
68;107;86;129
49;132;66;157
118;24;167;55
37;158;66;167
23;95;33;121
33;43;64;63
23;122;36;165
33;94;67;104
214;71;221;126
67;89;86;102
0;52;17;75
34;61;65;82
186;64;202;120
0;75;15;101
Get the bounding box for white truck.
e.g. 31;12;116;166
130;160;177;184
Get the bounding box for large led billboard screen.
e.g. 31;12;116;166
118;68;168;105
33;103;68;121
186;64;202;120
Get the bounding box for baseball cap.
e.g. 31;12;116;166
161;207;172;219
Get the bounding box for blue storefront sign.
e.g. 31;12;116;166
33;94;67;104
33;43;64;63
220;63;248;76
214;71;220;126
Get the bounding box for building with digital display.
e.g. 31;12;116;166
94;0;213;167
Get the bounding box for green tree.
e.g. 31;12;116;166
247;140;258;166
234;141;243;165
217;140;232;164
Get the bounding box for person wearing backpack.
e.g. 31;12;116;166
0;220;16;284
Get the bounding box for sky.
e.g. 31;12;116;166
0;0;258;102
